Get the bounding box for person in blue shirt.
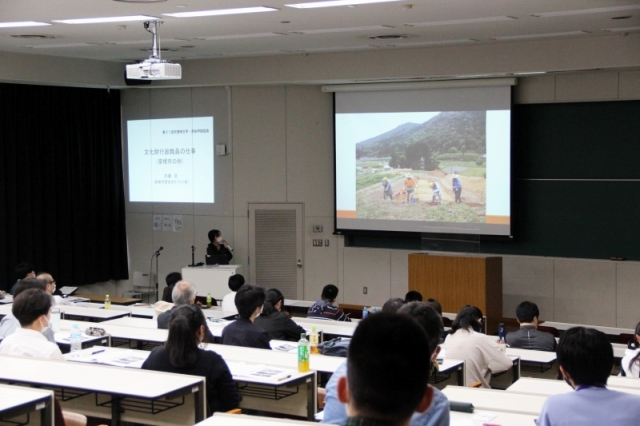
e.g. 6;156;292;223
323;302;449;426
382;177;393;200
452;172;462;204
537;326;640;426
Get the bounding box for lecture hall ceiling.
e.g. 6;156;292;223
0;0;638;62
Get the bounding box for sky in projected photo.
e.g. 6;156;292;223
337;112;440;146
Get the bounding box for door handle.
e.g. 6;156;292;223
297;260;302;268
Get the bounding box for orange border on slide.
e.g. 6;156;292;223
337;210;357;219
486;215;510;225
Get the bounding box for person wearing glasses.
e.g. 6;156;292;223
37;272;71;305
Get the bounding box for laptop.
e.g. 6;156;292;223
205;254;229;265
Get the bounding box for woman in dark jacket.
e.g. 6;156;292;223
254;289;306;341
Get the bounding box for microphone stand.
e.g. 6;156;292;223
154;250;161;303
188;245;198;267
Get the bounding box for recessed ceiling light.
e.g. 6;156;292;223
285;0;403;9
163;7;278;18
491;31;588;41
11;34;57;39
531;5;640;18
52;15;158;24
405;16;516;27
0;21;51;28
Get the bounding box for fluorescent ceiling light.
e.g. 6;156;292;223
398;39;478;47
0;21;51;28
53;15;157;24
23;42;102;49
406;16;516;27
163;6;278;18
285;0;403;9
491;31;588;41
107;38;187;45
197;32;286;41
290;25;392;34
532;5;640;18
606;26;640;32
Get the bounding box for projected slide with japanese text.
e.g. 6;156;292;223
127;117;214;203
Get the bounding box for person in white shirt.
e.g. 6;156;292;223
443;305;512;388
621;322;640;378
221;274;245;314
0;288;64;361
0;278;56;342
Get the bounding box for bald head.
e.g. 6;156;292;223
36;273;56;295
172;280;196;306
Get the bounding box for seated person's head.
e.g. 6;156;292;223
405;290;423;302
558;327;613;388
399;302;444;358
262;289;285;316
14;278;47;298
166;305;209;366
234;284;266;320
382;298;407;314
452;305;484;333
321;284;339;303
338;313;433;425
36;273;56;295
208;229;221;243
426;298;442;316
171;281;197;306
516;301;540;325
15;262;36;281
165;272;182;288
228;274;245;292
12;288;53;329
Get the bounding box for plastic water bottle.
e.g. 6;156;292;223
362;307;369;319
309;326;319;355
206;293;212;308
104;294;111;310
498;322;506;342
298;333;310;372
70;324;82;353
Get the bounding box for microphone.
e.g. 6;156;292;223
155;246;164;256
223;240;233;251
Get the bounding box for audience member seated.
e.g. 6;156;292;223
426;298;442;316
0;288;64;360
621;321;640;378
37;272;70;306
323;302;449;426
537;327;640;426
157;281;214;342
308;284;351;322
0;279;55;342
254;288;306;341
506;301;556;352
381;297;406;313
161;272;182;303
221;274;245;313
142;305;240;415
335;312;434;426
405;290;423;302
221;284;271;349
9;261;35;295
443;306;512;388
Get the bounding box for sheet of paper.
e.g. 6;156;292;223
273;343;297;352
153;214;162;231
173;215;183;232
472;412;497;421
163;215;173;231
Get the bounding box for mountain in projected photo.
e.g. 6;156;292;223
355;111;486;162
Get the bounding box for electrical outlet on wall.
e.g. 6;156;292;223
313;239;323;247
313;225;323;233
363;287;368;294
324;239;330;246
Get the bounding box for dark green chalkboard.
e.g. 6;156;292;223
347;100;640;260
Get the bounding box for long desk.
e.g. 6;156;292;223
450;409;538;426
0;354;206;426
74;293;141;306
58;305;131;322
77;302;157;318
60;319;168;347
181;265;242;300
283;299;314;317
507;377;640;397
441;386;547;416
0;384;55;426
292;318;355;338
542;321;634;336
202;412;327;425
608;375;640;389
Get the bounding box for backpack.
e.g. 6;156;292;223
319;337;351;357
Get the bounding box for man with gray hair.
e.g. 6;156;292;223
156;281;214;342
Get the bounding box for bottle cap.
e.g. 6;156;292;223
106;294;109;297
312;326;316;332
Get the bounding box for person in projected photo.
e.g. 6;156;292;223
404;174;417;203
452;172;462;204
430;182;441;204
382;177;393;200
207;229;233;262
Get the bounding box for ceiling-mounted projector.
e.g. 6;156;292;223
125;21;181;81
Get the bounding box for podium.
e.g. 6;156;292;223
181;265;242;300
408;254;502;333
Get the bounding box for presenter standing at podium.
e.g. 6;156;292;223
207;229;233;262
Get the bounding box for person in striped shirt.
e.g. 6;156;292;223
307;284;351;322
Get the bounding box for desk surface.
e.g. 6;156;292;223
450;409;538;426
74;293;141;306
60;319;168;343
542;321;634;336
506;347;557;364
608;375;640;389
0;384;54;413
58;305;131;320
0;354;203;399
283;300;315;309
441;385;547;416
507;377;640;397
292;318;356;337
202;413;324;425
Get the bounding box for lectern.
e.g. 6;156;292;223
408;254;502;333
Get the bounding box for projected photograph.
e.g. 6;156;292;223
352;111;486;222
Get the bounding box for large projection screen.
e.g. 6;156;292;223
334;83;512;236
